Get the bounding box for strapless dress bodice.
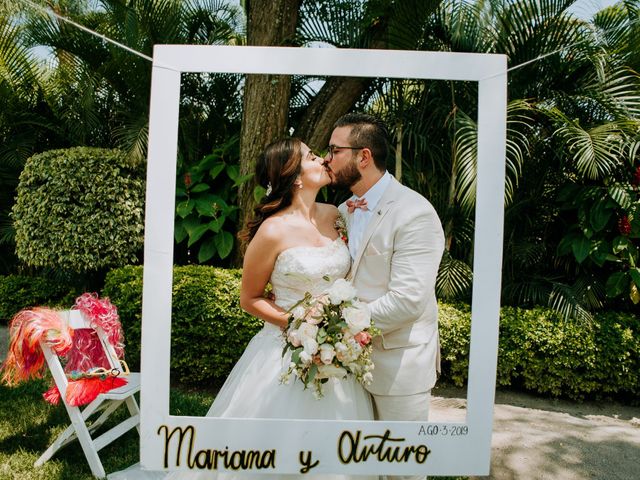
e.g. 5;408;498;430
270;237;351;311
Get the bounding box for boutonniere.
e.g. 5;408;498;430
335;212;348;244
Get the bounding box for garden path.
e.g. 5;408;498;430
431;386;640;479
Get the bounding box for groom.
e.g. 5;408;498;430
325;113;444;477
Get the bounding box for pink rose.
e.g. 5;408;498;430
305;304;324;325
354;331;371;346
287;329;302;347
316;294;331;305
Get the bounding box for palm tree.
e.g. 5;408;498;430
420;0;640;313
0;10;62;272
22;0;245;164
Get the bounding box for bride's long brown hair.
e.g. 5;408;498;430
238;138;303;245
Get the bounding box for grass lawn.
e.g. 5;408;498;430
1;379;467;479
0;379;213;479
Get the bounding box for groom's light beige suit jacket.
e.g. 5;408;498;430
339;176;445;396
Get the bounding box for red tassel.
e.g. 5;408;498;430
43;385;61;405
64;377;128;406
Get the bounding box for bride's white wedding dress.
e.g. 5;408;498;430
108;237;375;480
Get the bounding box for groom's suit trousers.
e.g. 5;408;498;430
371;391;430;480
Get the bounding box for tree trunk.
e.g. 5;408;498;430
395;118;403;183
236;0;300;263
294;76;373;151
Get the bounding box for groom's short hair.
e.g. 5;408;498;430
333;113;388;171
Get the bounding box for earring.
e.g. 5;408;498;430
298;182;303;189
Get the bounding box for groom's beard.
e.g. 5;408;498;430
329;159;361;189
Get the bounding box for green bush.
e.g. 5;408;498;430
439;304;640;401
438;303;471;387
102;265;263;386
101;264;639;400
12;147;145;272
0;274;78;323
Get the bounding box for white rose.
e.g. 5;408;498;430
362;372;374;384
317;364;348;379
341;330;354;341
334;341;347;362
287;329;302;347
302;337;319;355
319;344;336;365
297;322;319;341
291;305;306;320
334;341;348;353
299;351;312;365
342;301;371;334
326;279;357;304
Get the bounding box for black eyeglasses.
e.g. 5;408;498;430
327;145;365;160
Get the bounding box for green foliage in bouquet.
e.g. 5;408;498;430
0;274;78;323
102;265;262;386
439;303;640;401
12;147;145;272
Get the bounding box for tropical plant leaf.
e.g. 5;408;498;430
436;251;473;300
213;230;233;259
198;240;216;263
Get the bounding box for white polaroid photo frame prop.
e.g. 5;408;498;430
141;45;507;476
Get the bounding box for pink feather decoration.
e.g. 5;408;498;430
1;308;73;386
65;329;111;373
72;293;124;361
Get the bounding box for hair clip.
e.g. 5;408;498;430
266;182;272;196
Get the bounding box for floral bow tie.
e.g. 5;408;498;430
346;198;368;213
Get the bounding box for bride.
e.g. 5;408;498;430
109;138;374;479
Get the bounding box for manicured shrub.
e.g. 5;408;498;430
438;303;471;387
439;303;639;401
102;264;639;400
0;274;78;323
102;265;262;386
12;147;145;272
518;308;600;398
589;311;639;396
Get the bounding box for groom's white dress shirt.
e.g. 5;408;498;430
348;171;391;259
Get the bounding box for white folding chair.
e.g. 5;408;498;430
35;309;141;478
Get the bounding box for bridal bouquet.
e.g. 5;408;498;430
280;279;378;398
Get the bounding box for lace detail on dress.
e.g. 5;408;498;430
270;238;351;311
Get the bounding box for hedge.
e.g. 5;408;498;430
0;274;79;323
439;304;640;401
102;265;263;386
101;265;639;400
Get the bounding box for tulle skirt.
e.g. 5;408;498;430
108;323;375;480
